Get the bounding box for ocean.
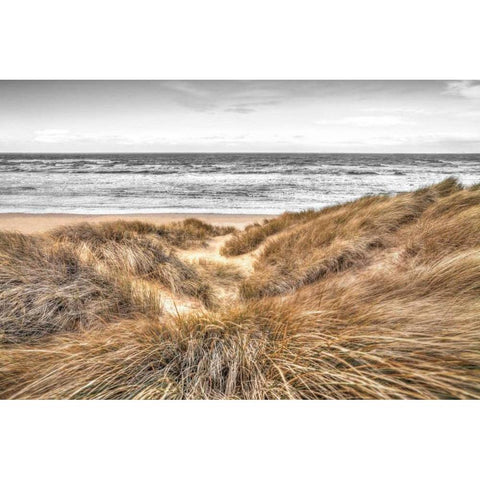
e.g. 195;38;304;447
1;153;479;214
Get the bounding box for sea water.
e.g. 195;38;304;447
1;153;479;214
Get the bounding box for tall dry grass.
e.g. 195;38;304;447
0;232;143;343
2;256;479;399
240;178;461;299
221;210;318;256
50;219;228;306
0;219;233;344
52;218;235;249
1;178;479;399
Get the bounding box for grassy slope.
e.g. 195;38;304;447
1;179;480;399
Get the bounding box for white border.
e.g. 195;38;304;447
1;401;479;479
0;0;479;79
1;1;479;478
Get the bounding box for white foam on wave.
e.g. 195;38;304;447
0;153;479;214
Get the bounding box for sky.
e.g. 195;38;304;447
0;80;479;153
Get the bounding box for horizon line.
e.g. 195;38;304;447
1;151;479;155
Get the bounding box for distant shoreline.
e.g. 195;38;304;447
0;212;275;234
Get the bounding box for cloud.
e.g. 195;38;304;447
362;107;428;115
161;81;286;113
224;106;256;114
33;129;77;143
163;81;360;113
445;81;480;99
33;129;168;145
315;115;414;127
224;100;279;114
359;132;480;148
32;129;255;146
456;110;480;118
161;81;441;115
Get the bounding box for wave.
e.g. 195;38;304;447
345;170;379;176
1;153;479;213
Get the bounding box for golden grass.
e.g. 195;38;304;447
239;177;461;299
50;218;233;307
1;177;479;399
220;210;318;256
0;219;232;344
0;232;143;343
193;258;245;288
52;218;235;249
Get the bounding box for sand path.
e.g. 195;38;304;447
170;234;256;312
145;233;259;317
0;213;268;317
178;234;256;275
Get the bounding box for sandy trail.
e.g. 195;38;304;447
134;233;261;317
0;213;271;316
172;234;257;312
178;234;256;275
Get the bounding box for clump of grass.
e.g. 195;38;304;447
0;308;289;399
73;235;211;302
403;189;480;262
0;299;349;399
221;210;318;256
52;218;235;249
0;232;144;344
171;218;236;246
51;220;215;306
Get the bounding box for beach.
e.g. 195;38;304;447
2;178;480;399
0;212;274;234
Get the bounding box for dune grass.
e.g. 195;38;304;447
0;219;229;344
52;218;235;249
220;210;319;256
1;177;479;399
50;219;231;307
239;177;462;299
0;232;144;343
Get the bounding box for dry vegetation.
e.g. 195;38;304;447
220;209;319;256
51;218;235;249
51;219;218;306
1;178;480;399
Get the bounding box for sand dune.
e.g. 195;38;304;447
1;178;480;399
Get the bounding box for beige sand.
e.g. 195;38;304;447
0;213;275;234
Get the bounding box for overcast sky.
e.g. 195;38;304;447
0;80;479;153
